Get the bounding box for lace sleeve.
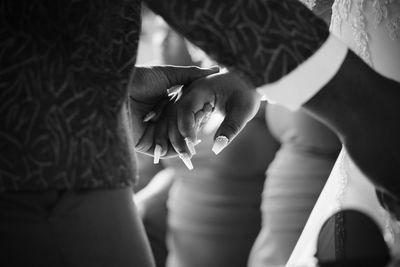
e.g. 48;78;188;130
330;0;400;80
145;0;330;87
0;0;141;191
299;0;334;12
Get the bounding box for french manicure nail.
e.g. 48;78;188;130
212;136;229;155
179;153;193;170
143;111;156;122
184;138;196;155
153;144;162;164
194;139;202;146
167;85;183;95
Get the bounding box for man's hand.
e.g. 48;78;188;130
129;65;219;158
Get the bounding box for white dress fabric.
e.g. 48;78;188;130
248;106;340;267
287;1;400;266
165;111;279;267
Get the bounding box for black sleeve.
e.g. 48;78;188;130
376;189;400;221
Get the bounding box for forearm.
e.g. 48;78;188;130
145;0;329;87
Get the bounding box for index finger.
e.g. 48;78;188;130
176;87;216;142
212;90;261;154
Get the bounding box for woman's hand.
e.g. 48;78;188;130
175;72;262;155
135;71;262;169
141;71;261;162
129;65;219;159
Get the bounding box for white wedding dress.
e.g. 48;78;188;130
287;1;400;266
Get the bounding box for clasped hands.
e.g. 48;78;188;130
129;65;261;169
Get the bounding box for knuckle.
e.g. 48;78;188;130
222;120;242;135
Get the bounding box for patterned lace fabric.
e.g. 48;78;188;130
330;0;400;66
0;1;141;191
299;0;334;13
0;1;331;192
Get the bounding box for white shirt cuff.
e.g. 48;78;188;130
256;34;348;110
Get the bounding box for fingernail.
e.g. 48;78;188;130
194;139;202;146
143;111;156;122
198;103;213;128
179;153;193;170
154;144;162;164
212;136;229;155
184;138;196;155
168;92;179;102
167;85;183;95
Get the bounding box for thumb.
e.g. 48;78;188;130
130;65;219;103
153;65;220;87
212;91;261;155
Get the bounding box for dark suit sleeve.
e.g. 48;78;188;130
144;0;329;87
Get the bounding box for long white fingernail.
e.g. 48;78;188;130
143;111;156;122
154;144;162;164
184;138;196;155
194;139;202;146
212;136;229;155
167;85;183;95
179;153;193;170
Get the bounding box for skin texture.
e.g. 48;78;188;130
140;0;331;158
176;72;261;145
